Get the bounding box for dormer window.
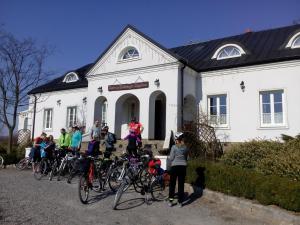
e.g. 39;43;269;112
212;44;246;60
286;32;300;49
63;72;79;83
119;47;140;61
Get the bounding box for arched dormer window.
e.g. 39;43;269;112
119;47;140;61
63;72;79;83
212;44;246;60
286;32;300;49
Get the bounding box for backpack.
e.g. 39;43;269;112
108;132;117;144
87;140;100;156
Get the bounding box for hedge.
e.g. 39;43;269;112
221;139;300;181
187;159;300;212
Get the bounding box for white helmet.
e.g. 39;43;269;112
174;132;184;140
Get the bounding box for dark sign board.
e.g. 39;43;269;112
108;81;149;91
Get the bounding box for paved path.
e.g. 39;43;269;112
0;168;273;225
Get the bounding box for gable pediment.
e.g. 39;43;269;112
87;27;178;76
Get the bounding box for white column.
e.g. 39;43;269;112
139;95;149;139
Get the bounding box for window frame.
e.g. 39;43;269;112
118;46;141;63
207;94;229;128
66;106;77;128
101;100;108;125
285;32;300;49
212;44;246;60
259;90;286;128
43;108;53;130
63;72;79;83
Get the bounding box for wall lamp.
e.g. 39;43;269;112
154;79;160;87
98;86;103;94
82;97;87;104
240;81;245;92
57;99;61;106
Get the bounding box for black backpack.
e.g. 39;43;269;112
108;132;117;144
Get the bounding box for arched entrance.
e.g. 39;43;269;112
115;94;140;138
149;91;166;140
94;96;108;126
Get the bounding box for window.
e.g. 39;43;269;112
286;32;300;49
43;109;53;130
66;106;77;128
260;90;284;126
292;35;300;48
101;100;108;125
212;44;245;60
63;72;79;83
120;47;139;61
208;95;227;127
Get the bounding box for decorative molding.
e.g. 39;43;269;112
200;60;300;78
87;62;180;81
87;29;177;76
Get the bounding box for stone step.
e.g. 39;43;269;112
81;139;165;156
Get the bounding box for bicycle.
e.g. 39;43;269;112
0;155;4;169
78;153;123;204
33;157;52;180
57;152;77;181
16;157;32;170
112;156;169;209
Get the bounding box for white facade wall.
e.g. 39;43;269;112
87;65;180;139
199;60;300;142
28;88;88;139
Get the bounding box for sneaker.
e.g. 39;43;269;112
168;198;174;207
178;203;183;208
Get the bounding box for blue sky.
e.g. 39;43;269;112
0;0;299;135
1;0;300;78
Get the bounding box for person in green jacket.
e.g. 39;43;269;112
58;128;71;151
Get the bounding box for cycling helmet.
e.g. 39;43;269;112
174;132;184;140
101;125;109;131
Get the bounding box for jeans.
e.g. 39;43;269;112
168;165;187;203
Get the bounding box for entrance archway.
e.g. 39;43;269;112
94;96;108;126
115;94;140;138
149;91;166;140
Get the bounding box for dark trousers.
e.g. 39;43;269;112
168;165;187;203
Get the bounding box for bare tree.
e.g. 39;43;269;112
0;29;51;153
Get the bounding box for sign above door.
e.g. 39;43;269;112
108;81;149;91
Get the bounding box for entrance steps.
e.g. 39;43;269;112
81;139;165;156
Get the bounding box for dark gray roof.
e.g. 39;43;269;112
28;63;93;94
29;24;300;94
170;24;300;72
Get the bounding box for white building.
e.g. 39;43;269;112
19;24;300;143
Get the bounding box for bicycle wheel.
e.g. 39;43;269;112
112;180;128;210
34;159;48;180
108;166;123;192
78;174;90;204
57;160;66;181
16;158;28;170
150;177;168;201
49;161;58;181
0;156;4;169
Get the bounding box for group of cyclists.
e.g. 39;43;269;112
28;116;190;208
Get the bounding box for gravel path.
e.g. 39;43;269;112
0;168;273;225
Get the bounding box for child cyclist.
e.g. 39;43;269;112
124;129;141;156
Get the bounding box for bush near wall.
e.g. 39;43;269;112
0;143;24;165
221;139;300;181
187;159;300;212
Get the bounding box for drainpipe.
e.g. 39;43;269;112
31;94;37;141
180;62;186;130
